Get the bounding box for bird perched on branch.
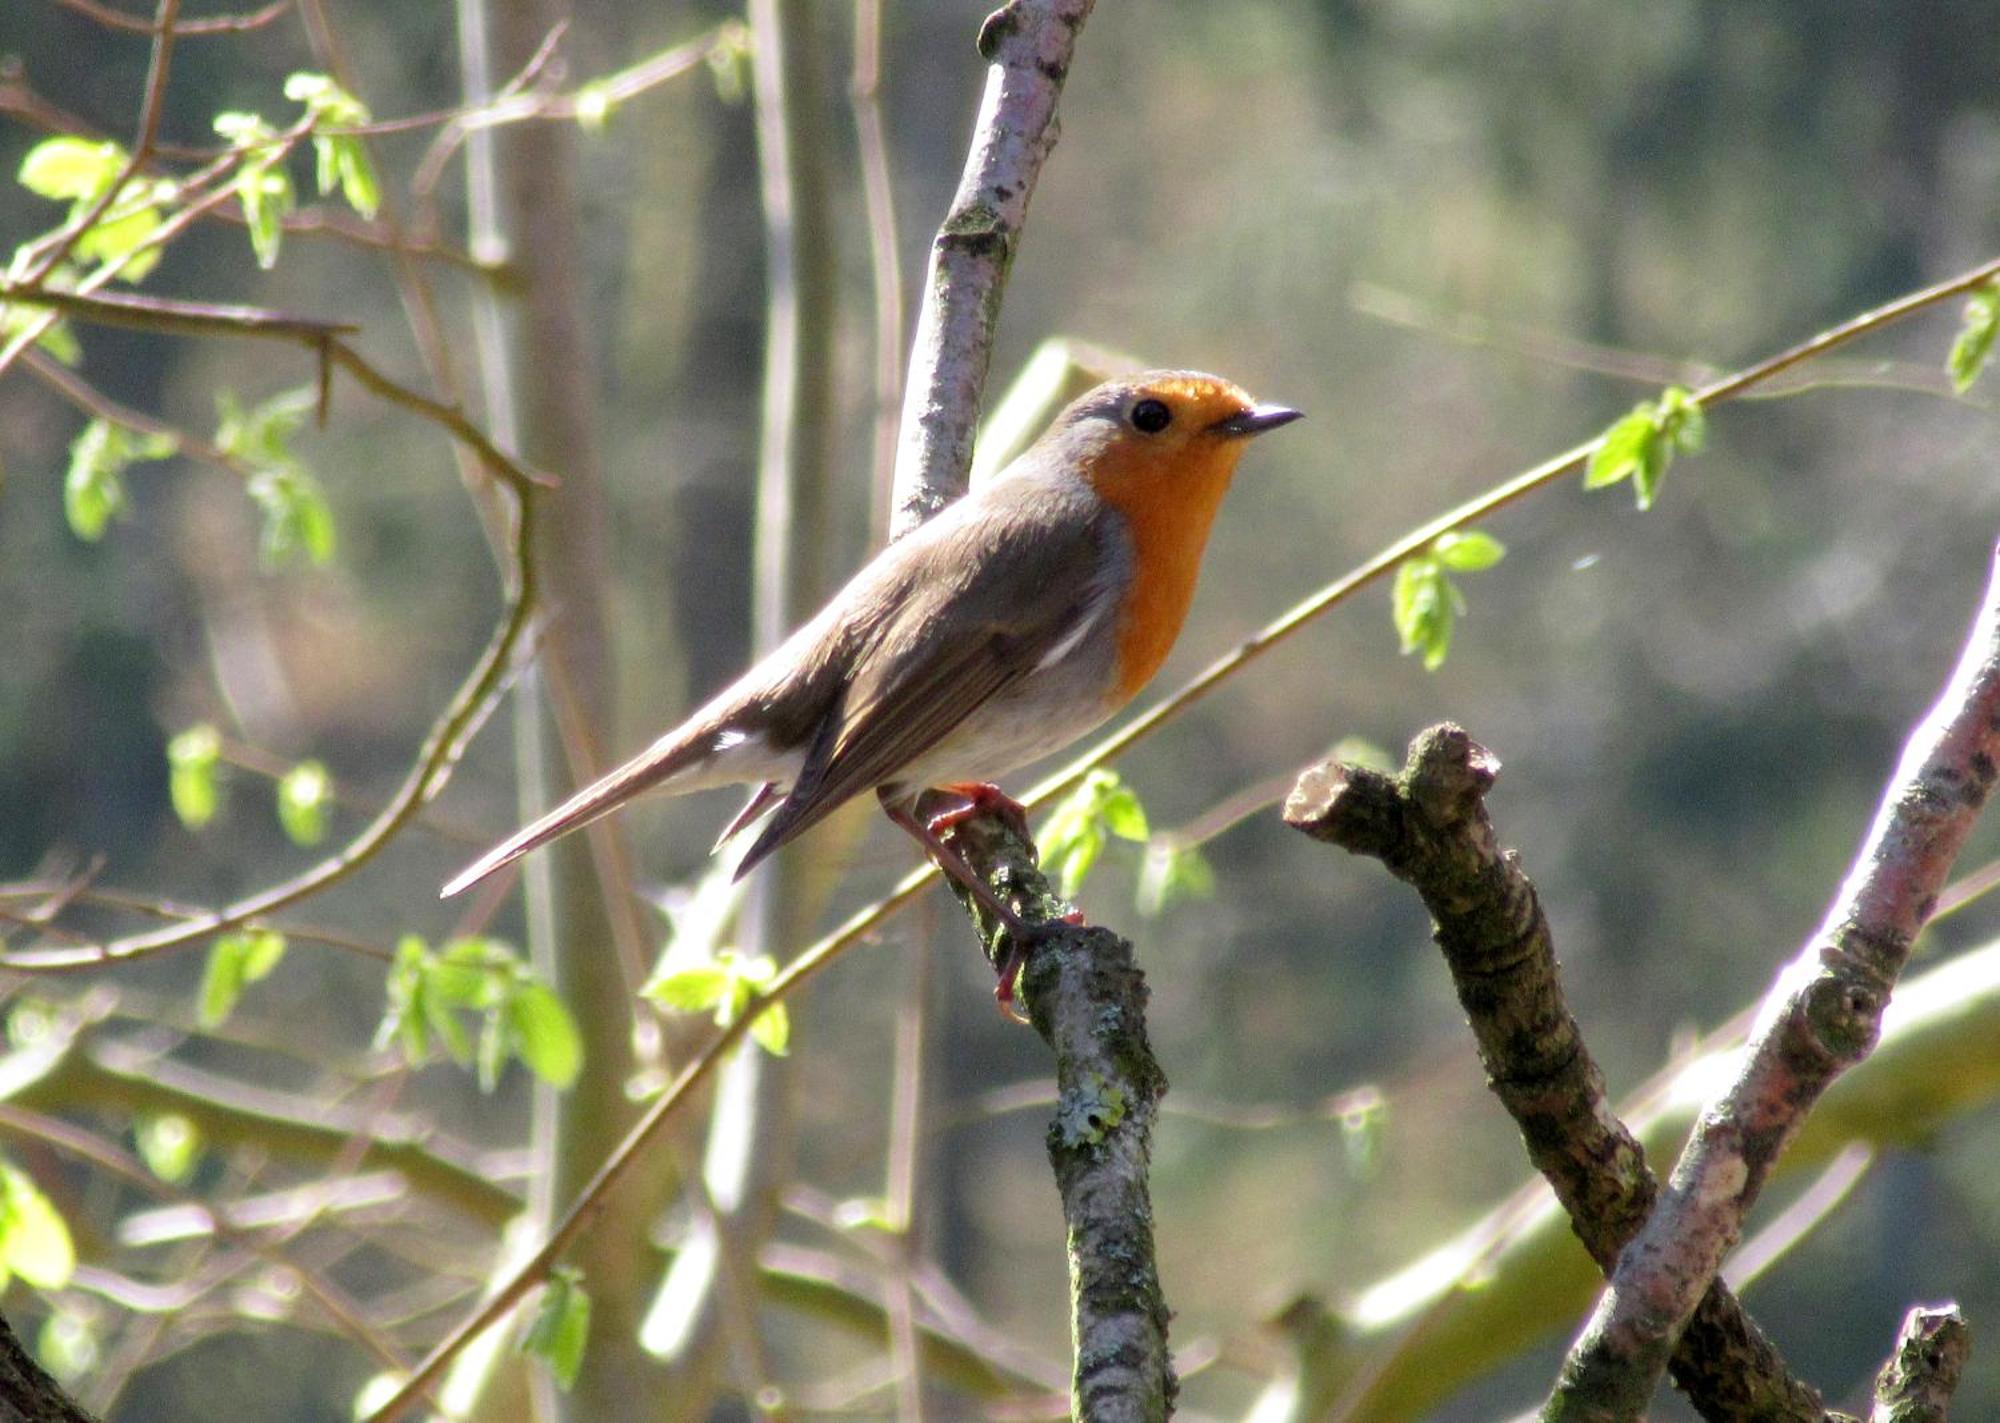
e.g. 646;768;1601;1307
443;370;1300;1007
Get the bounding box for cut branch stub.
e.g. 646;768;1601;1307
1286;724;1841;1423
1870;1305;1970;1423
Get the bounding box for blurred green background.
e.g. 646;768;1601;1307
4;0;2000;1418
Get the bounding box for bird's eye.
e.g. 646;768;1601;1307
1130;398;1172;434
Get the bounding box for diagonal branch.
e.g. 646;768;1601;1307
888;0;1095;537
1284;725;1843;1423
1545;539;2000;1421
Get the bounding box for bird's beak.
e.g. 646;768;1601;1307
1212;403;1304;437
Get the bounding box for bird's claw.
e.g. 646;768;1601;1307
928;782;1034;846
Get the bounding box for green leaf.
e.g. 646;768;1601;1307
519;1267;590;1391
332;138;380;218
135;1113;201;1184
247;467;337;567
64;418;176;542
642;964;731;1012
506;981;582;1088
375;935;430;1062
1658;385;1706;454
167;723;223;828
74;193;164;281
1135;841;1215;918
1584;406;1655;490
276;760;332;845
37;1310;97;1384
1101;787;1150;842
216;386;314;466
284;72;369;127
200;928;286;1027
18;137;125;202
1037;768;1152;895
748;997;790;1057
283;74;378;217
1392;557;1453;670
1948;283;2000;394
63;419;127;541
1432;529;1506;572
1586;387;1703;510
215;113;294;269
707;26;751;104
0;1163;73;1290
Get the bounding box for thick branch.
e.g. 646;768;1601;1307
1547;542;2000;1421
1285;725;1841;1423
888;0;1094;537
1870;1306;1969;1423
932;809;1174;1423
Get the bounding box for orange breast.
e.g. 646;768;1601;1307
1089;444;1244;704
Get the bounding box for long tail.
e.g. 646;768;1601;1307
440;728;715;899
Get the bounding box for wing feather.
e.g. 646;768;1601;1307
733;491;1114;875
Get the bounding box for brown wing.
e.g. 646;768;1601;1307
733;487;1113;875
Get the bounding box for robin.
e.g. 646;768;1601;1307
443;370;1300;1006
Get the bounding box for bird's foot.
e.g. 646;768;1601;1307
927;781;1035;845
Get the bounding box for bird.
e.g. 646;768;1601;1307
442;370;1301;1006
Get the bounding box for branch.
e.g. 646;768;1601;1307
20;0;182;285
1870;1306;1970;1423
888;0;1095;537
50;0;292;36
930;807;1175;1422
1547;540;2000;1420
1284;725;1841;1422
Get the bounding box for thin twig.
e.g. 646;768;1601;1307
21;0;183;285
50;0;292;36
1546;540;2000;1420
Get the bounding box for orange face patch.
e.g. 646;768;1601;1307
1076;376;1264;702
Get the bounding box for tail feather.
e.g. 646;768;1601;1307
440;730;714;899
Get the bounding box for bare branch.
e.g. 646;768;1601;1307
49;0;292;36
1286;726;1841;1423
1547;541;2000;1420
1870;1306;1970;1423
888;0;1096;537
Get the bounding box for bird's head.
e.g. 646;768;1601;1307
1045;369;1302;518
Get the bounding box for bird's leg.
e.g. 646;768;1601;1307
927;781;1035;845
880;793;1039;1021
